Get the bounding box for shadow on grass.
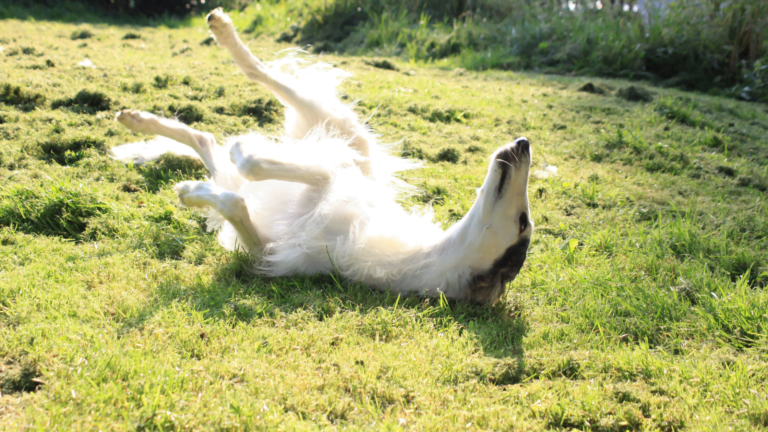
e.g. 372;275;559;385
117;251;528;371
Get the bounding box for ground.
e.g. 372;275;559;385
1;11;768;431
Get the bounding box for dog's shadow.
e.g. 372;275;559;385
119;253;528;371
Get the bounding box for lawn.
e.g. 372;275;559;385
1;9;768;431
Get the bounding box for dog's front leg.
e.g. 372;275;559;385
229;140;333;186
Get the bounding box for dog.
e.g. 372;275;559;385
111;8;533;305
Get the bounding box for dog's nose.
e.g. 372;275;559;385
514;137;530;155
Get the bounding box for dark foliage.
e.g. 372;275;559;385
616;86;654;102
0;183;109;239
52;90;111;114
168;102;205;124
0;83;46;111
37;135;107;165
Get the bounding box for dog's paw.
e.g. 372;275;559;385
175;181;213;209
229;140;264;178
115;109;158;135
206;7;236;45
229;140;248;164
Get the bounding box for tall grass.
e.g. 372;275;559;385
6;0;765;101
278;0;768;102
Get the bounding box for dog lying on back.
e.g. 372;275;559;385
111;8;533;305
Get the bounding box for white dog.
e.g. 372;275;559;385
111;8;533;305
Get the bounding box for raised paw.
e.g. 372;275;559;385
115;109;159;135
229;140;249;165
175;180;219;209
229;139;266;180
206;7;237;46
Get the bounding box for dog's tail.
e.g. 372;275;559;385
109;136;201;164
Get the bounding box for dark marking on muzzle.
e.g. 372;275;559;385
468;238;530;304
494;138;531;199
495;152;511;198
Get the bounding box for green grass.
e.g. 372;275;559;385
1;11;768;431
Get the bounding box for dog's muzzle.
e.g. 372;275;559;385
495;137;531;166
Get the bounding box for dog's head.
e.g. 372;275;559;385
464;137;533;304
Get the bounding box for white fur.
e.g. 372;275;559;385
111;8;533;304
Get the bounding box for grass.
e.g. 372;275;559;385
1;9;768;431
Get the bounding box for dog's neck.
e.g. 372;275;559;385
410;199;530;304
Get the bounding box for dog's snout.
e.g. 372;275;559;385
514;138;530;155
495;137;532;165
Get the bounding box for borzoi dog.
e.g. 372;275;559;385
111;8;533;305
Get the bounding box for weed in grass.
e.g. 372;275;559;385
153;74;174;89
0;83;45;111
365;58;398;71
277;24;300;43
434;147;460;164
716;165;736;177
51;89;111;114
578;82;608;95
167;102;205;124
70;29;94;40
122;32;141;40
656;97;708;128
428;107;472;123
616;85;654;102
407;103;471;123
36;134;106;165
701;128;732;153
137;153;208;192
122;182;141;193
174;46;192;56
750;411;768;428
466;144;482;153
233;97;282;125
121;81;146;94
417;183;448;205
0;356;42;394
0;181;108;239
20;46;40;56
736;174;768;192
401;140;424;159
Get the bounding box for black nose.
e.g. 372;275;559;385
514;137;530;155
495;137;532;166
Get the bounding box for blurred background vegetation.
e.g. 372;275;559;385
3;0;767;103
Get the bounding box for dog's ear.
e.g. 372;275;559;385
468;238;530;304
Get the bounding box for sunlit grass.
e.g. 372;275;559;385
0;11;767;431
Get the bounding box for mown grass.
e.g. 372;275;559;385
1;10;768;431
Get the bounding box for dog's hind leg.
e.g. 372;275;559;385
206;9;311;116
206;8;373;162
175;181;261;252
115;109;223;178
